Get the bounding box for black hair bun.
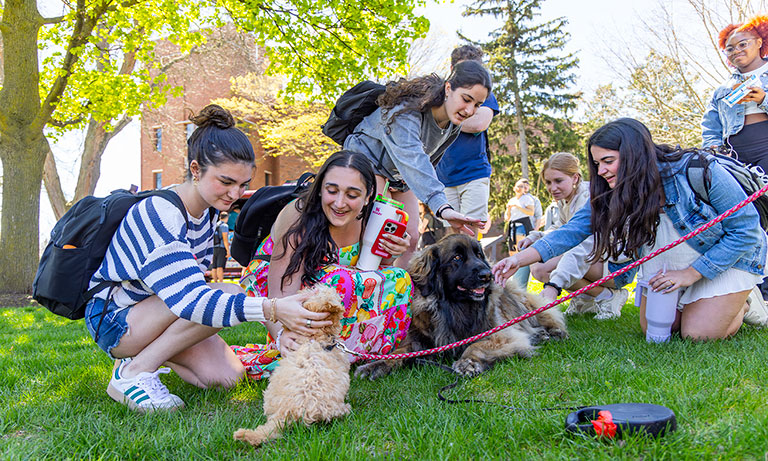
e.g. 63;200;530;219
190;104;235;129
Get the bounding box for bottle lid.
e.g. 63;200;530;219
374;194;404;210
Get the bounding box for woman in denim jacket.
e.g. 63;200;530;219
344;60;491;268
493;118;768;340
702;15;768;172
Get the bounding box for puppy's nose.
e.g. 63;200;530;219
477;268;491;283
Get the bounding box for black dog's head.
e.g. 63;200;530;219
409;234;492;301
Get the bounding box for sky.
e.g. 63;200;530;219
36;0;727;243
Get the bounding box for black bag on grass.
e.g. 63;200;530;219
322;81;386;145
33;189;189;320
230;173;315;266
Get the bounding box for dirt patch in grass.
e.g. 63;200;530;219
0;293;39;308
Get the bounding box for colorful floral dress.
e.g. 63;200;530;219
232;236;413;380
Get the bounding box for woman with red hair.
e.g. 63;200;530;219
702;15;768;172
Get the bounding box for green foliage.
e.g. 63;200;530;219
627;50;707;148
220;0;430;101
464;0;581;220
3;298;768;458
213;74;337;168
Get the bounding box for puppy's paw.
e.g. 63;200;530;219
452;358;488;377
354;361;393;380
546;326;569;340
529;328;550;345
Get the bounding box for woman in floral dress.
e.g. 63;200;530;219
234;150;413;379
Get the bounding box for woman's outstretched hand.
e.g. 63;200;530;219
491;255;521;285
272;291;332;335
442;208;484;236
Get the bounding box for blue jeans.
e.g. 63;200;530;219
84;297;130;359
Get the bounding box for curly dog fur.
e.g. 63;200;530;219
356;234;568;379
234;285;350;447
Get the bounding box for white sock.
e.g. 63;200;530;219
595;288;614;301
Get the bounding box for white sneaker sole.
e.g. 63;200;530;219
107;383;184;413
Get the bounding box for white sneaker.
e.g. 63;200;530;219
594;288;628;320
565;294;597;315
107;358;185;412
743;286;768;327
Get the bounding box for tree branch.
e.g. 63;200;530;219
41;16;66;25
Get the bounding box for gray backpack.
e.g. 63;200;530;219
685;150;768;231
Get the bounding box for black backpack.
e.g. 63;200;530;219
33;189;190;320
230;173;315;266
213;223;223;246
322;81;386;145
686;150;768;231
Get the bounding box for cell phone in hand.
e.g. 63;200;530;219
371;219;407;258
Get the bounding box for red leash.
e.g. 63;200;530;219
340;182;768;362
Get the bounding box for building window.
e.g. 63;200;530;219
264;171;272;186
153;171;162;190
154;127;162;151
186;123;196;139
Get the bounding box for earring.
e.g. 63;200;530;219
193;176;199;187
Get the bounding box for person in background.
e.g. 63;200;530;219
343;60;491;268
227;206;240;231
83;105;326;412
504;179;534;288
418;202;443;249
521;178;544;231
494;118;768;339
436;45;500;234
703;14;768;301
210;211;230;283
520;152;629;319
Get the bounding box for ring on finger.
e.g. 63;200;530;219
306;319;312;328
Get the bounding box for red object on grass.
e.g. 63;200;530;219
592;410;617;438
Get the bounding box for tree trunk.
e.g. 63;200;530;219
0;137;48;293
43;144;68;219
0;0;46;293
511;69;529;179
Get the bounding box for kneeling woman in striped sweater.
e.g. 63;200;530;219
84;105;331;412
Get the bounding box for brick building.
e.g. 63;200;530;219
140;26;311;192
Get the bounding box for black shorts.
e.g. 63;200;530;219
211;247;227;269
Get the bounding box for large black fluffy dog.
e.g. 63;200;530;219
355;234;568;379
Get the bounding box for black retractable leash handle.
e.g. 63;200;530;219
419;359;678;438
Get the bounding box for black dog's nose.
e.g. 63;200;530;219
477;268;491;283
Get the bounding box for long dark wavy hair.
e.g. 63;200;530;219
278;150;377;289
377;60;492;132
587;118;686;261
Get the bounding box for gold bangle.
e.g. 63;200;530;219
269;298;277;323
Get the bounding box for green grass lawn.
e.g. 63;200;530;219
2;283;768;460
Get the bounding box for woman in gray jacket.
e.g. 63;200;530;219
344;60;492;268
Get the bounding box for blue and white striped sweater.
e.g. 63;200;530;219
90;195;256;327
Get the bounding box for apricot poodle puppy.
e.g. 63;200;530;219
234;285;350;447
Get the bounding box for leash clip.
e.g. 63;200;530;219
333;338;364;357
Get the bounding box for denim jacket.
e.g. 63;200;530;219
343;103;460;213
701;66;768;147
531;151;768;284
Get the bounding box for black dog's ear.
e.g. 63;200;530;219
409;245;442;298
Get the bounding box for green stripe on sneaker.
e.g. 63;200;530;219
134;395;150;405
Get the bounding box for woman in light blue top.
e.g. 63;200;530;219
344;60;491;268
702;15;768;172
493;118;767;340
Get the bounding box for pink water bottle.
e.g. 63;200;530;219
357;194;408;271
